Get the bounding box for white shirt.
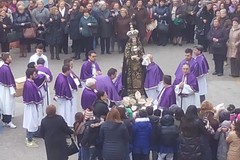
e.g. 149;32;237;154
29;53;49;68
59;7;66;17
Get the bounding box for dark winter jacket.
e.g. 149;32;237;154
93;99;109;118
79;15;98;37
132;117;152;154
178;117;207;160
148;115;160;149
207;26;228;55
97;9;113;38
45;14;63;45
0;16;12;43
159;115;179;147
114;15;131;40
69;11;82;40
100;121;129;160
40;115;73;160
153;5;169;22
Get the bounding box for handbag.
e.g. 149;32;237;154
146;20;157;31
7;31;20;42
157;20;169;32
67;137;79;156
23;27;36;39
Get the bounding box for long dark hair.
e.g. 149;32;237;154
235;120;240;138
96;90;105;100
184;105;198;121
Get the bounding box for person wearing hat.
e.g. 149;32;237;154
81;78;97;110
227;17;240;77
214;120;231;160
193;45;209;103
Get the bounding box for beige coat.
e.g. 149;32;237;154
227;25;240;59
226;131;240;160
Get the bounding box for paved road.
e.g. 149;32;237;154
0;43;239;160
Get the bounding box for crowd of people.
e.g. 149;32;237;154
0;0;240;160
0;0;240;76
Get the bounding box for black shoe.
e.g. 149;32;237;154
212;72;218;75
74;56;80;60
56;57;60;60
217;73;223;76
106;52;111;54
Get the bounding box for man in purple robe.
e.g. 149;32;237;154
80;51;102;82
114;72;122;95
194;45;210;103
23;68;43;147
142;54;164;101
36;58;53;116
0;53;16;128
81;78;97;110
95;68;122;102
157;75;176;109
64;59;81;126
54;65;74;127
174;63;200;112
175;48;200;78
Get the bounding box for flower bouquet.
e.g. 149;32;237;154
120;91;153;114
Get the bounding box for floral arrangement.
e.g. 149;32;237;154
120;91;153;113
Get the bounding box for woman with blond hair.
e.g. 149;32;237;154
13;4;31;57
100;108;129;160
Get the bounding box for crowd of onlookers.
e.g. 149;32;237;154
41;101;240;160
0;0;240;76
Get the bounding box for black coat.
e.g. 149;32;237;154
97;9;113;38
0;16;12;43
100;121;129;160
207;26;228;55
69;11;82;40
45;14;63;45
93;99;109;118
149;115;160;147
40;115;73;160
178;117;207;160
159;115;179;147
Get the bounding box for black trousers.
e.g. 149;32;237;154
82;36;94;59
132;153;149;160
158;31;168;45
72;39;82;56
2;114;11;123
50;45;60;59
100;37;110;53
186;24;195;43
118;38;128;52
60;33;68;54
1;41;10;52
230;58;240;77
213;54;225;74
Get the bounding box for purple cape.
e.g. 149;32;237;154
195;54;209;75
95;75;122;101
54;73;73;100
23;79;43;104
144;62;164;89
0;63;16;87
34;74;46;88
37;65;53;82
67;71;79;91
81;87;96;110
158;85;176;109
173;73;199;92
114;72;122;94
175;58;200;78
80;60;101;81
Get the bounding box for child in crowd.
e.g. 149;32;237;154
214;120;231;160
